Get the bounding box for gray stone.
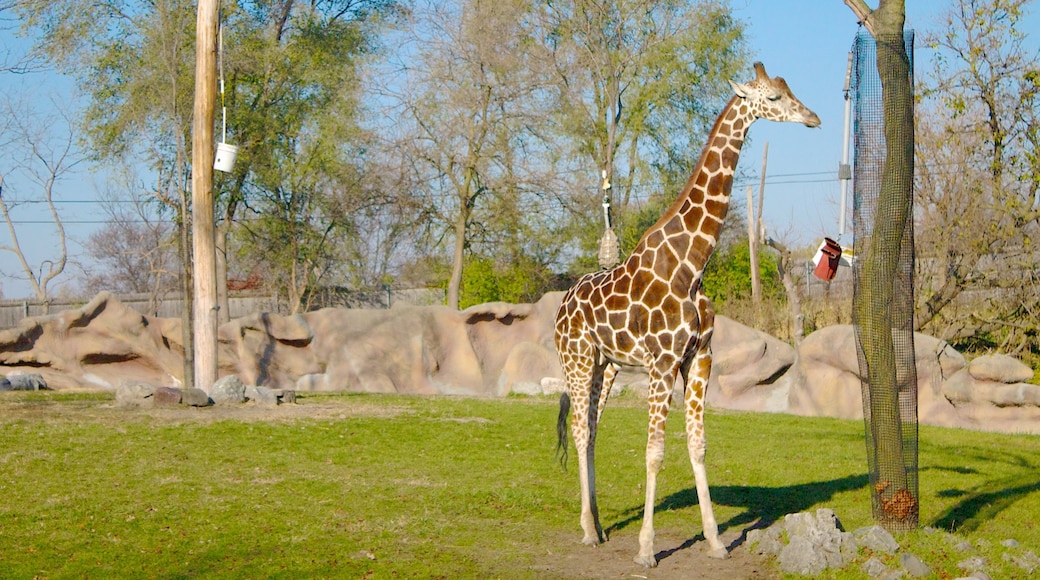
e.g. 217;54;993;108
747;524;784;556
1000;538;1019;548
862;556;889;577
1007;549;1039;573
246;385;279;406
279;389;296;404
954;541;973;552
879;570;907;580
854;525;900;555
778;535;828;576
899;553;931;577
153;386;182;407
181;387;212;407
5;373;48;391
956;556;988;572
115;381;156;407
211;375;246;404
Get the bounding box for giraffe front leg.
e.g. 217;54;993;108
634;372;673;567
684;347;728;559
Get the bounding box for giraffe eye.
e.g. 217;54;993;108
767;94;782;102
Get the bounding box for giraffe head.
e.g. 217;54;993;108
728;62;821;128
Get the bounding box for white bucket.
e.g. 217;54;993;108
214;142;239;173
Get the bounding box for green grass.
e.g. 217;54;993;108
0;390;1037;578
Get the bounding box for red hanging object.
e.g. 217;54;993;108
812;238;843;281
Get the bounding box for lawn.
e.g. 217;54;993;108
0;390;1036;578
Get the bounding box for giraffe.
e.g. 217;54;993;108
554;62;819;567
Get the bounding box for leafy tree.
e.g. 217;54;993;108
221;0;400;313
378;0;562;309
528;0;750;273
702;240;784;308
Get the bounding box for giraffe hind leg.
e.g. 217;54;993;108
566;359;607;546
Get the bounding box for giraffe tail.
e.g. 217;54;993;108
555;391;570;468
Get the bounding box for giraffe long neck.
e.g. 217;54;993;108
635;96;753;271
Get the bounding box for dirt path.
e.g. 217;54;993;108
531;527;778;579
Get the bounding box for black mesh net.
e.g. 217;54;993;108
851;30;919;531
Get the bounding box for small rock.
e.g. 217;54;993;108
246;385;279;406
854;525;900;555
279;390;296;404
747;525;784;556
956;555;988;572
862;556;889;577
115;381;156;407
153;386;183;407
954;541;973;552
778;535;828;576
6;373;48;391
1008;549;1040;573
211;375;246;404
181;388;212;407
899;553;931;577
1000;538;1019;548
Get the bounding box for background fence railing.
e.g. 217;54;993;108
0;287;446;330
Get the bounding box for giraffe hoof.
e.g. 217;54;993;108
707;546;729;560
581;535;600;547
633;554;658;568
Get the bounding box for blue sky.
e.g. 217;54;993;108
733;0;967;247
0;1;1036;299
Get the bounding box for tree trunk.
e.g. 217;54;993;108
846;0;918;531
447;211;466;310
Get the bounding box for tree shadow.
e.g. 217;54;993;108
927;450;1040;534
605;473;869;562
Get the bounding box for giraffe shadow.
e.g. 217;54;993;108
604;473;869;562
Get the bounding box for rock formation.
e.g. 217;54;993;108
0;291;1036;434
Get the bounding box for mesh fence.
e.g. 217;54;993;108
850;30;919;531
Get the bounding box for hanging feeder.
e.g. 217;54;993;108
597;170;619;269
213;19;238;173
811;237;851;281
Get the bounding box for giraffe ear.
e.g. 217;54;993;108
729;79;749;98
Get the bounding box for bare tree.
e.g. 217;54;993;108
914;0;1040;357
0;2;46;74
77;172;179;313
0;95;80;307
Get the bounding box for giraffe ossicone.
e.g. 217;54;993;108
554;61;819;567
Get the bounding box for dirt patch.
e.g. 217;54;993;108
530;527;778;579
0;391;411;426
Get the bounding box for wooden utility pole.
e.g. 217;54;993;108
748;142;768;304
192;0;219;393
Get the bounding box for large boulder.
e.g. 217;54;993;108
706;315;795;412
792;325;1040;434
